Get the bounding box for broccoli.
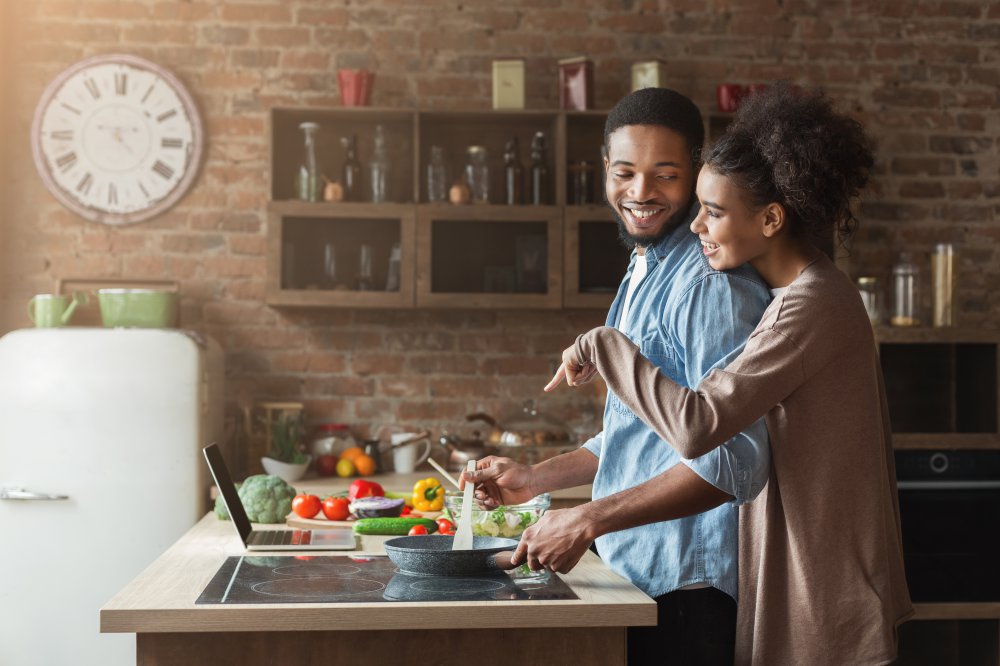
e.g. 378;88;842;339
215;475;296;524
213;482;237;520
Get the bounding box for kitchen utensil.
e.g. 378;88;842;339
427;456;461;490
97;288;178;328
384;535;518;576
390;432;431;473
453;460;476;550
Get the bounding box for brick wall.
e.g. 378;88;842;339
1;1;997;453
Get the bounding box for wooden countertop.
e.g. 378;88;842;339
100;513;655;635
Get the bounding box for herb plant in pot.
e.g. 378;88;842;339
260;413;311;483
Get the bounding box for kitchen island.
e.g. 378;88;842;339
101;514;655;666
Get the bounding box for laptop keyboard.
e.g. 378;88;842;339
249;529;312;545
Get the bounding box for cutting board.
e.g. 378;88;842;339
286;510;441;530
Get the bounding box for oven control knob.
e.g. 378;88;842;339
929;452;949;474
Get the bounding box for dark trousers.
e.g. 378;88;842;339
627;587;736;666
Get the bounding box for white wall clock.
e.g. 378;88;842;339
31;53;204;226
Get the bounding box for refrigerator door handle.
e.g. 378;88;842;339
0;487;70;501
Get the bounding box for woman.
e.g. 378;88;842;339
546;83;913;665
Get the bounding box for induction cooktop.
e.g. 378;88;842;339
196;555;578;604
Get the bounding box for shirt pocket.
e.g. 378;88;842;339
607;338;678;418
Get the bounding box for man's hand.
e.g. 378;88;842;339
461;456;537;509
544;342;598;392
511;506;594;574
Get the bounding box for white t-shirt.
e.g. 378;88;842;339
617;252;648;330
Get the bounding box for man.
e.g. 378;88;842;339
464;88;771;665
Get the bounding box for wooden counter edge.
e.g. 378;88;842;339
100;514;656;634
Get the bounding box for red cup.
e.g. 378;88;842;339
337;69;374;107
716;84;746;113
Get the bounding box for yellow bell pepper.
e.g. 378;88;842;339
412;477;444;512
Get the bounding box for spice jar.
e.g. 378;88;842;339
891;252;920;327
857;276;881;326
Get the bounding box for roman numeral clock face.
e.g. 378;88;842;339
31;54;204;225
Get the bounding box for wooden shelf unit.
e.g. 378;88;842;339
874;328;1000;451
267;107;617;310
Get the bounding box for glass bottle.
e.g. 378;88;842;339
355;243;373;291
932;243;955;327
295;122;320;202
384;242;401;292
891;252;920;327
568;160;594;205
370;124;389;203
465;145;489;204
503;136;523;205
857;276;880;326
322;241;337;290
530;131;549;205
426;145;448;203
340;134;362;202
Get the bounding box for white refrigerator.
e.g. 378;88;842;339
0;328;223;666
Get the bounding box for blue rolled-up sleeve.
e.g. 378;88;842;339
581;430;603;457
671;272;771;504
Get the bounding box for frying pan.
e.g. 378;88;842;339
383;535;519;576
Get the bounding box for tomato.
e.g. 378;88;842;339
408;524;428;536
314;454;339;477
291;494;322;519
400;505;412;516
322;496;350;521
436;518;455;534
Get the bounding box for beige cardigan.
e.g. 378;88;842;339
575;255;913;665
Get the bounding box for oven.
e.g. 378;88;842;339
895;450;1000;602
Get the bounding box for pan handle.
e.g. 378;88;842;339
488;550;519;571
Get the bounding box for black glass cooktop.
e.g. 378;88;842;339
196;555;578;604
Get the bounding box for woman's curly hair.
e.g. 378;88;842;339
705;82;874;246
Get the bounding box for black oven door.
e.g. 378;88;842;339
897;478;1000;602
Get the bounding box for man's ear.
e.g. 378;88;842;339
761;203;786;238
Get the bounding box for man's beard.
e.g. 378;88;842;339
610;201;692;251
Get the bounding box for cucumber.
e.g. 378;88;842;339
352;517;437;535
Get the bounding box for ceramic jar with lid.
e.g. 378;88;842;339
310;423;357;459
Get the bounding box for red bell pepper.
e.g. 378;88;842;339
348;478;385;501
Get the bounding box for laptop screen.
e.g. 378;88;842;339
203;443;252;544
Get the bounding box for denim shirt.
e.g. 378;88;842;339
581;208;772;601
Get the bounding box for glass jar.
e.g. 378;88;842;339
355;243;373;291
310;423;356;459
932;243;955;327
857;276;880;326
464;145;490;204
322;241;338;290
891;252;920;327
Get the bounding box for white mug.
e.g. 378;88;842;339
391;433;431;474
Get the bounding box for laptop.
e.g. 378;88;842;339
203;443;356;551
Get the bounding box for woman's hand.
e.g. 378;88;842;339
544;342;597;391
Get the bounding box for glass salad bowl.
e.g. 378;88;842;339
443;491;551;540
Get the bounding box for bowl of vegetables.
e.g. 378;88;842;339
443;491;550;540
